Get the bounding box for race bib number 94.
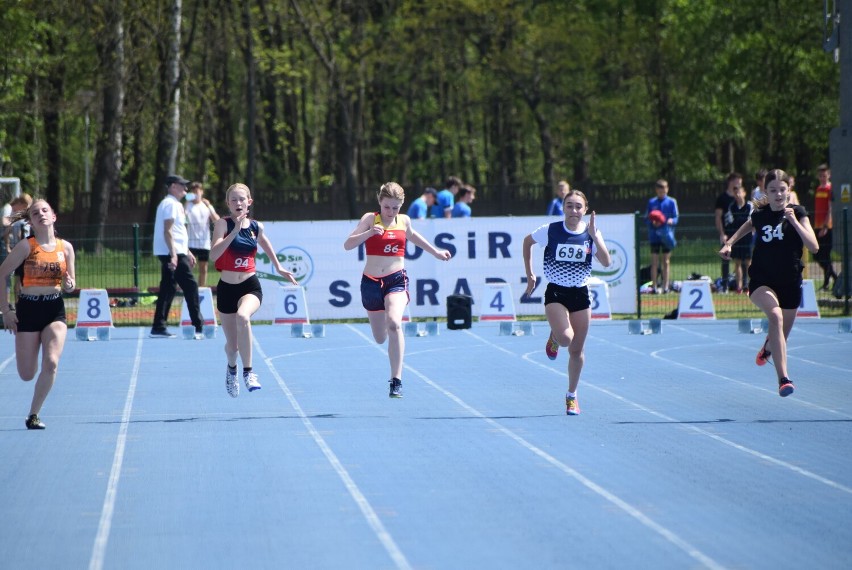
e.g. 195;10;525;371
556;243;588;261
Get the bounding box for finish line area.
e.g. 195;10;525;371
1;320;850;569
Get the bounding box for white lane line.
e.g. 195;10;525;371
89;329;144;570
254;335;413;570
346;324;725;570
665;323;852;373
0;354;15;374
595;334;850;416
498;333;852;496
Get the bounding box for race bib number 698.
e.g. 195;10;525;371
556;243;587;261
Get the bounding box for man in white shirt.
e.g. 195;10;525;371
185;182;219;286
150;174;204;338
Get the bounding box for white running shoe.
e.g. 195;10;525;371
226;366;239;398
244;371;262;392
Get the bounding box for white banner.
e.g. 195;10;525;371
255;215;636;320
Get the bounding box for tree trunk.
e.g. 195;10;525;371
86;0;124;253
242;1;256;189
146;0;183;225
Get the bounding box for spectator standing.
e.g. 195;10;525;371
723;182;754;293
451;185;476;217
431;176;462;219
715;172;742;292
185;182;220;287
751;168;768;201
406;187;437;219
813;164;837;290
645;179;679;293
546;180;571;216
150;174;204;339
787;175;800;205
8;193;33;299
1;196;13;294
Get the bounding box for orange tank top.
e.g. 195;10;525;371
21;237;67;288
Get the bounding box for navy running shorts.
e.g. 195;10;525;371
360;269;409;312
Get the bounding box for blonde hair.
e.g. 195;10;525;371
377;182;405;202
226;182;252;201
10;192;32;209
9;194;41;224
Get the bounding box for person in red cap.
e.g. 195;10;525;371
645;180;679;293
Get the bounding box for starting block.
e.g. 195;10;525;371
75;325;111;341
499;321;534;336
738;318;766;334
403;321;439;337
839;319;852;333
291;323;326;338
628;319;662;335
182;324;218;339
180;287;218;340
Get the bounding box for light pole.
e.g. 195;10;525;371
826;2;851;304
76;90;96;198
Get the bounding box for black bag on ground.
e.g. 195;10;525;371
446;295;472;330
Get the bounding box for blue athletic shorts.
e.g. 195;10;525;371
360;269;409;312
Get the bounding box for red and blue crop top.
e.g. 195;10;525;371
364;213;406;257
214;218;259;272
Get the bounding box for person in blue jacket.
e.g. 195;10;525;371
645;179;679;293
546;180;571;216
406;187;437;219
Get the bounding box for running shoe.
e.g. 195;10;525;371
389;378;403;398
226;366;239;398
25;414;45;430
755;341;771;366
244;371;262;392
545;334;559;360
778;377;795;398
565;396;580;416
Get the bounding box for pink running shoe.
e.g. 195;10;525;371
545;334;559;360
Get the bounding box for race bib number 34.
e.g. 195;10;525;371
556;243;588;261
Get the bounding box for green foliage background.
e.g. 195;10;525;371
0;0;839;212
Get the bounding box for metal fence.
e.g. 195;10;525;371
51;214;850;326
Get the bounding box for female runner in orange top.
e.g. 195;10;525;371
344;182;451;398
0;199;76;429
